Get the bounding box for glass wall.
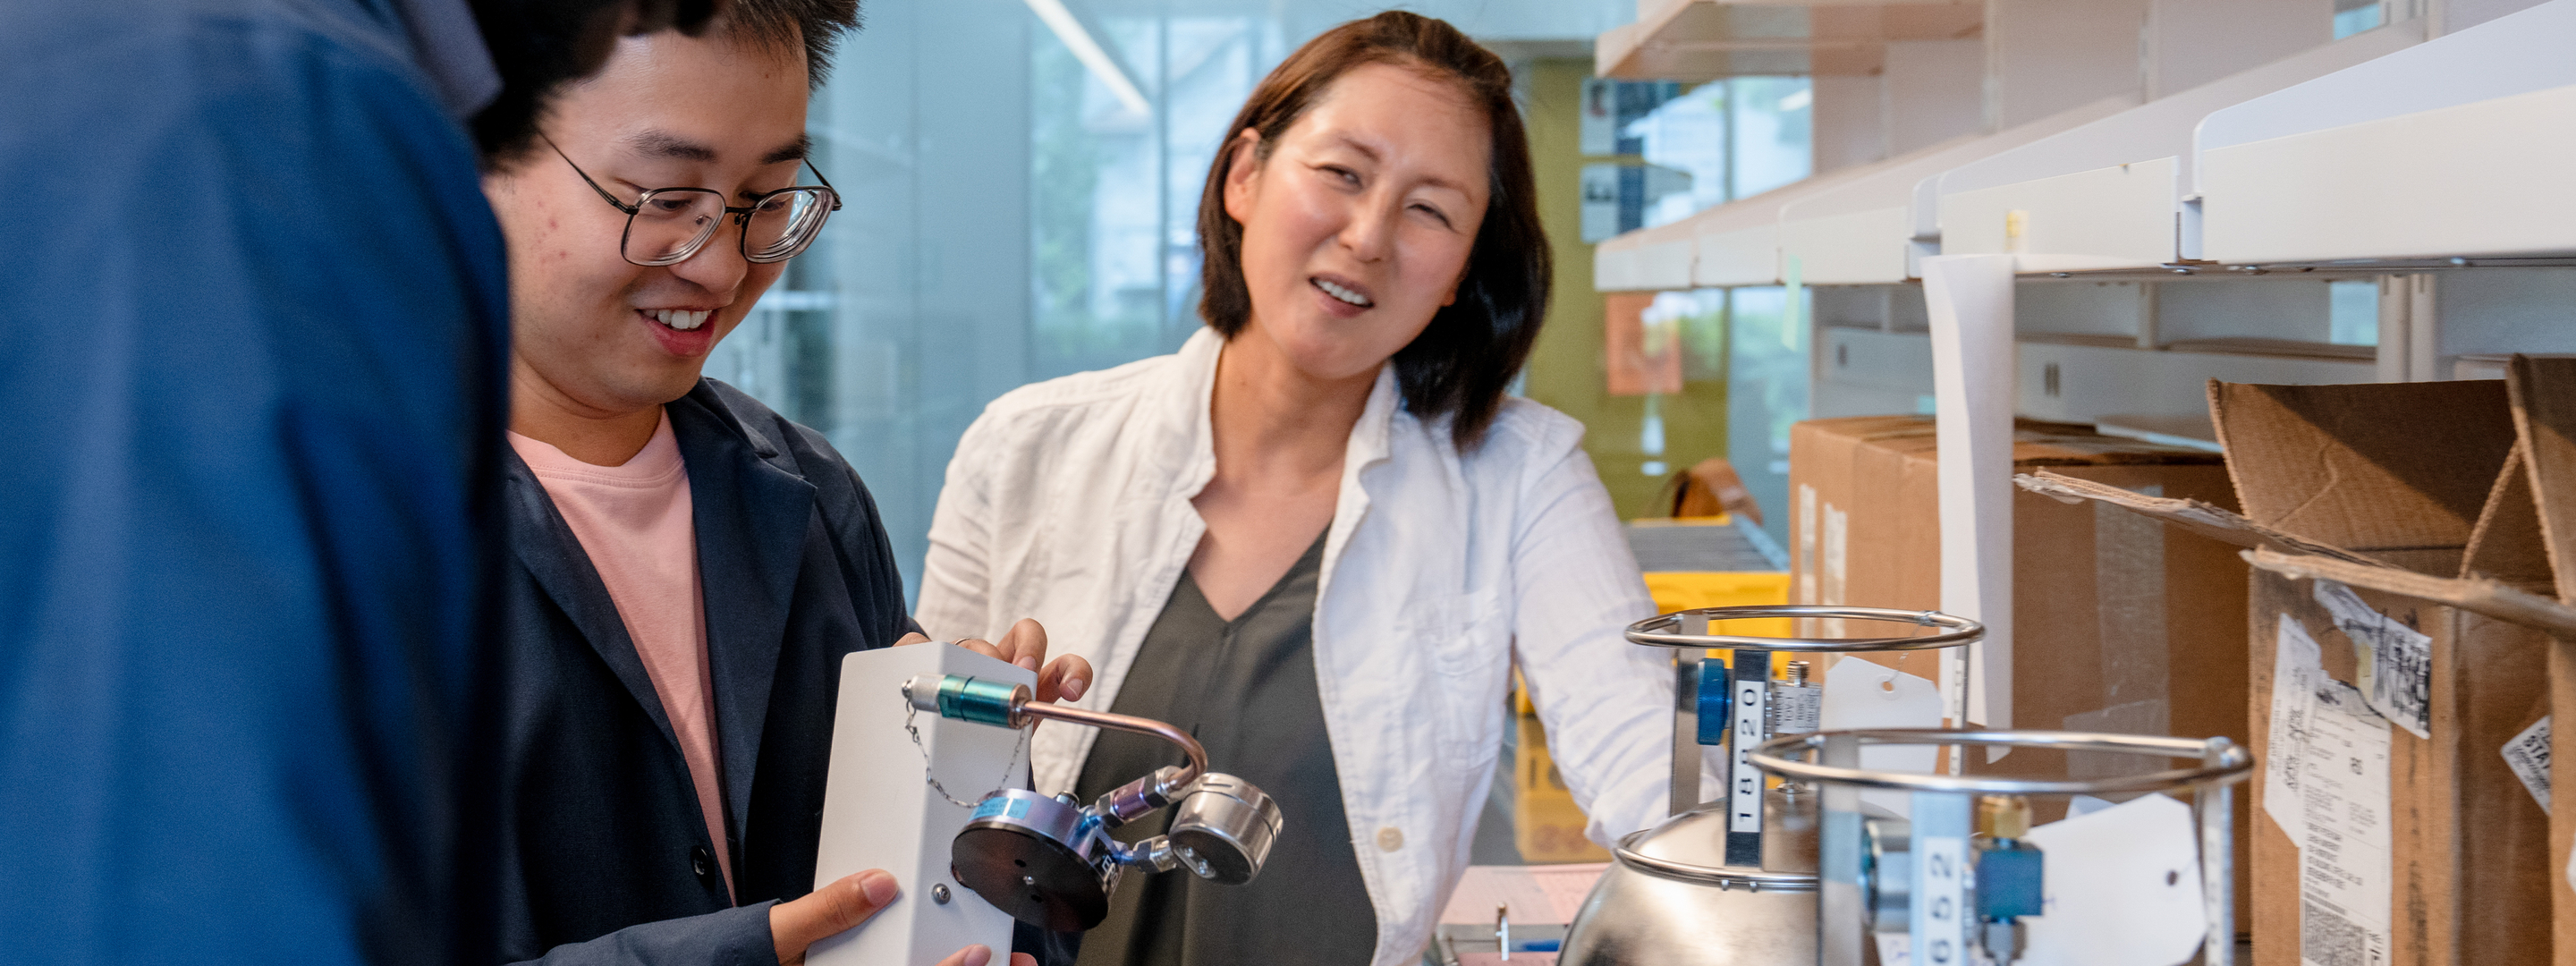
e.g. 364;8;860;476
1629;75;1814;229
711;0;1631;600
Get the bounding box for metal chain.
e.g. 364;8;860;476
906;696;1032;809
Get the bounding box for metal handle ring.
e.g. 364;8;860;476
1624;606;1985;652
1748;729;2254;796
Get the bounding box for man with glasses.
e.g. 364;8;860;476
477;4;1080;964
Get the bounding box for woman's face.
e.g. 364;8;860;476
1223;62;1492;384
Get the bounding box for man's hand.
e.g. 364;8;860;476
772;870;896;966
770;869;1037;966
896;618;1093;704
934;945;1040;966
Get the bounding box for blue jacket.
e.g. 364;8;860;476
0;1;508;964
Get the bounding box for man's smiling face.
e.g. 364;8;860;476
485;27;811;421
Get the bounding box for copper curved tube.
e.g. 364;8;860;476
1012;700;1208;784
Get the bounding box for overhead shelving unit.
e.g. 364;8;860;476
1683;159;1896;288
1772;96;2132;285
1596;0;1983;81
2196;0;2576;266
1928;22;2424;274
1594;149;1904;292
1592;216;1699;292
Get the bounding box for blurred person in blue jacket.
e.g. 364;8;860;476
0;1;723;964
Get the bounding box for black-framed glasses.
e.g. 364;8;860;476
546;137;843;267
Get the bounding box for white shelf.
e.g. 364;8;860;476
1682;148;1937;288
2197;0;2576;264
1929;22;2422;273
1593;216;1699;292
1597;0;1984;81
1767;97;2134;285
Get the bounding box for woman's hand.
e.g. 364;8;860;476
897;618;1092;703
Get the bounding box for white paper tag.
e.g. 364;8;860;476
1729;667;1769;835
2298;680;2393;966
2502;716;2552;814
1769;681;1824;734
2265;614;2324;843
1820;657;1943;818
2018;793;2207;966
1875;934;1911;966
2312;580;2433;740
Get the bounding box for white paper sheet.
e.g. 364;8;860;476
2502;716;2551;814
2020;793;2207;966
1922;254;2018;752
2311;580;2433;739
1771;681;1824;734
2264;614;2325;842
1820;657;1944;818
2296;681;2392;966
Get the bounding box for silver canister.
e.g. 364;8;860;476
1557;605;1983;966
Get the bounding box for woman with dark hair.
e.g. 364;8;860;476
919;12;1672;964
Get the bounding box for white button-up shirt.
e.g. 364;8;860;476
917;329;1674;964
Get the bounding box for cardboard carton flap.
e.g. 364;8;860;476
2508;355;2576;603
2013;470;2377;564
2462;444;2555;589
2243;547;2576;638
2208;380;2516;555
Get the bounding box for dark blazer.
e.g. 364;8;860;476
482;379;915;965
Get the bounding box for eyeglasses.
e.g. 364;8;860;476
545;137;843;267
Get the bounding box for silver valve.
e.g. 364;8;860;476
903;674;1284;931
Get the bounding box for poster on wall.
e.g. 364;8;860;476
1580;78;1683;157
1606;292;1684;396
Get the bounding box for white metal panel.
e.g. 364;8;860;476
1674;142;1938;285
811;645;1030;966
2015;342;2374;423
2200;82;2576;263
1594;216;1699;292
1949;23;2417;199
1928;24;2419;267
1595;235;1698;292
2196;0;2576;168
1695;224;1781;287
1785;207;1911;284
1769;98;2135;286
1884;38;1987;155
2145;0;2329;98
1940;157;2179;267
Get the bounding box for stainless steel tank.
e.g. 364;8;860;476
1559;785;1819;965
1555;606;1983;966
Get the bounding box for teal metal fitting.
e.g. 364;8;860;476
935;674;1022;726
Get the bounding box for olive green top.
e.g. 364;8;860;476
1072;530;1376;965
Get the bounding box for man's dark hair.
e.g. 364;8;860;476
469;0;860;166
1194;11;1550;451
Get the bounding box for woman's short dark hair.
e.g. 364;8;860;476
1195;12;1550;450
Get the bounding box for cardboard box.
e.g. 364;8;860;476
2021;374;2574;966
1788;416;2257;928
1785;417;2251;776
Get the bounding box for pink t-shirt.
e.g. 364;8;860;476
508;413;733;900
